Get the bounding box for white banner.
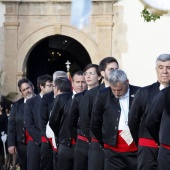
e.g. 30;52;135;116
142;0;170;11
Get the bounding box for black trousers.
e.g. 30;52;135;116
27;140;41;170
53;150;58;170
88;142;104;170
16;142;27;170
104;149;137;170
73;139;89;170
40;142;53;170
158;145;170;170
138;146;158;170
58;144;75;170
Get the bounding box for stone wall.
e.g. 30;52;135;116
0;2;5;69
0;2;5;95
115;0;170;87
1;0;117;96
1;0;170;97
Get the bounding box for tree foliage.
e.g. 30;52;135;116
141;8;162;22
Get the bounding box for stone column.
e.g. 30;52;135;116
97;22;114;59
3;2;20;94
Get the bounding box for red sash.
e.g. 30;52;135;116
48;138;58;152
91;137;99;143
161;144;170;150
71;138;76;145
41;136;57;151
25;130;29;144
139;138;158;148
41;136;48;143
77;135;89;142
104;130;137;152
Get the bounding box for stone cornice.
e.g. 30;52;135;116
97;22;114;26
1;0;71;2
1;0;116;2
3;22;20;26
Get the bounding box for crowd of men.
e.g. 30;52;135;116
2;54;170;170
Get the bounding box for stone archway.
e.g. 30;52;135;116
3;1;115;96
17;24;99;77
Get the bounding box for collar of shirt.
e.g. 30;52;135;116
73;90;76;95
159;83;166;90
40;94;43;98
118;88;130;130
72;90;76;98
24;99;27;103
119;88;129;100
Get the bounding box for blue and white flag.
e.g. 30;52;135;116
71;0;92;29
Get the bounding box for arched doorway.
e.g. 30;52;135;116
26;35;91;93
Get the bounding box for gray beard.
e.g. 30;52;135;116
26;93;34;99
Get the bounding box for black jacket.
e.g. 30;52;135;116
79;83;105;140
0;112;8;134
128;82;160;145
91;85;139;146
39;91;54;138
49;92;73;147
8;98;25;147
69;90;87;141
147;86;170;145
24;95;41;145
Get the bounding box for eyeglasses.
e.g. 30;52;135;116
83;72;96;76
45;84;53;87
21;86;31;92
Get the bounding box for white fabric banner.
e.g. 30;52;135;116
46;122;57;149
71;0;92;29
142;0;170;10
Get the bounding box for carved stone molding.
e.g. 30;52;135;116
3;22;20;27
54;23;61;34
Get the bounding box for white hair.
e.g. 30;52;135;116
108;69;127;86
53;71;67;81
156;54;170;64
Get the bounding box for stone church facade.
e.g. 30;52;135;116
1;0;170;98
1;0;124;96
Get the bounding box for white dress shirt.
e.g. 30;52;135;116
118;89;129;130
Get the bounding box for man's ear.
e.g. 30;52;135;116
31;85;35;90
100;71;105;78
40;84;44;91
126;79;129;84
72;81;74;87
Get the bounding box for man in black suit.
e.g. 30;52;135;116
71;71;87;95
128;54;170;170
70;64;101;170
49;71;87;170
24;75;53;170
91;69;139;170
8;78;35;170
146;86;170;170
79;57;119;170
39;71;68;170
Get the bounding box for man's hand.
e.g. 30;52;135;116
8;146;17;154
